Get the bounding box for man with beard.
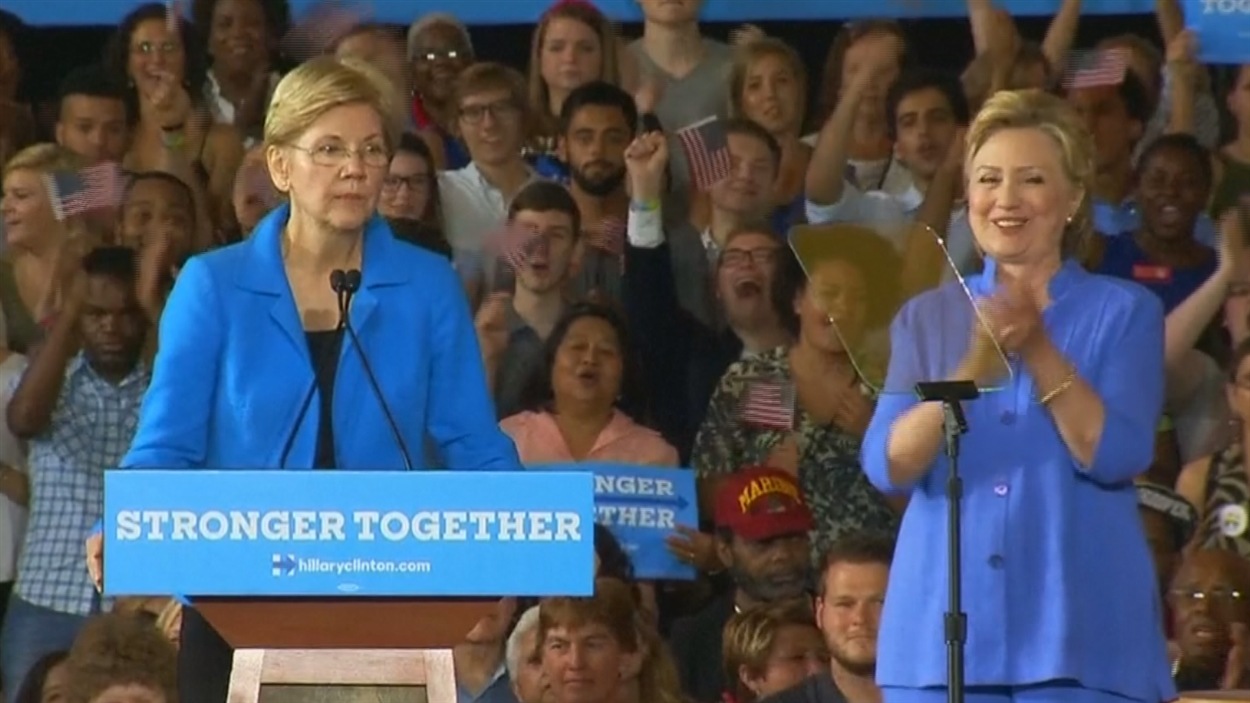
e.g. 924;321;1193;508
476;181;580;419
1167;549;1250;691
761;534;892;703
670;467;814;703
557;81;636;302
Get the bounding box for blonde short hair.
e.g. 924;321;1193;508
965;89;1095;259
264;55;402;150
722;599;820;703
3;142;86;179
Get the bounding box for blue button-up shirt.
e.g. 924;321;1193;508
861;259;1175;702
14;354;148;616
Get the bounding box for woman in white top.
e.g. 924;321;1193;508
0;305;30;638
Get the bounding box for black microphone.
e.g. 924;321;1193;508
277;270;349;468
340;268;414;470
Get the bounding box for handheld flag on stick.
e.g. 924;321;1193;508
43;163;126;221
676;116;733;191
739;378;796;431
1062;48;1130;90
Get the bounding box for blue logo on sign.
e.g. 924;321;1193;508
272;553;296;577
103;470;595;598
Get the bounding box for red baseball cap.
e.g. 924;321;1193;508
714;467;814;541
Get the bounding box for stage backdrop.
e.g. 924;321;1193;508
6;0;1156;28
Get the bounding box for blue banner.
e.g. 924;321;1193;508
6;0;1156;28
103;470;596;597
542;463;697;581
1185;0;1250;64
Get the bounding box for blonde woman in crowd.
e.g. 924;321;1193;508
0;144;92;353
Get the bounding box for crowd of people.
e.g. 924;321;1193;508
0;0;1248;701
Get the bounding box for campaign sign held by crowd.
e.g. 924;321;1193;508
1186;0;1250;63
103;470;595;598
541;463;698;581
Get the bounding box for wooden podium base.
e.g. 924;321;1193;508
1179;693;1250;702
228;649;456;703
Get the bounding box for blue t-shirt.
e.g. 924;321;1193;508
1094;234;1216;313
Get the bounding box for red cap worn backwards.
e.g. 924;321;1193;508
714;467;814;541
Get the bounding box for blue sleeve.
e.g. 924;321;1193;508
424;263;521;470
1077;289;1164;485
121;256;222;469
862;305;926;495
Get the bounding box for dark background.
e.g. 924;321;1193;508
6;13;1165;105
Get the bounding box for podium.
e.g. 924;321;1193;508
102;470;596;703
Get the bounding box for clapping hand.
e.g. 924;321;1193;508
978;280;1044;355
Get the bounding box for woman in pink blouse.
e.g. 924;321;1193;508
500;303;678;467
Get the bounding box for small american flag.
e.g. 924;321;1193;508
585;216;625;258
739;379;796;431
486;222;543;272
676;116;733;191
43;163;126;221
165;0;185;31
1062;48;1130;90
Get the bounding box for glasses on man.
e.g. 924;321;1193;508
1170;587;1246;609
720;247;779;269
459;100;520;126
290;143;390;169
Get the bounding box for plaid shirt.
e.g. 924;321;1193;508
12;354;148;615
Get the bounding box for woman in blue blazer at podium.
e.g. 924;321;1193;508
92;56;521;703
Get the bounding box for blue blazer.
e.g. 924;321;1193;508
122;204;520;471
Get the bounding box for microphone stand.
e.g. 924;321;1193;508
914;380;980;703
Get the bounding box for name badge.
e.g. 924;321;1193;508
1132;263;1173;284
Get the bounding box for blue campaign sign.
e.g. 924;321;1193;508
103;470;595;597
540;463;698;581
6;0;1156;28
1185;0;1250;64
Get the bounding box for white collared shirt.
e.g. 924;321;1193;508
439;162;538;253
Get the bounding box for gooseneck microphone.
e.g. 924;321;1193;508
339;269;415;471
277;271;348;469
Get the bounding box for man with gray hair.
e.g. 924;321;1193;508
506;605;549;703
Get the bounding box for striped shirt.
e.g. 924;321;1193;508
12;354;148;615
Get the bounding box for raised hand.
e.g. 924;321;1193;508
143;69;193;130
624;131;668;202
